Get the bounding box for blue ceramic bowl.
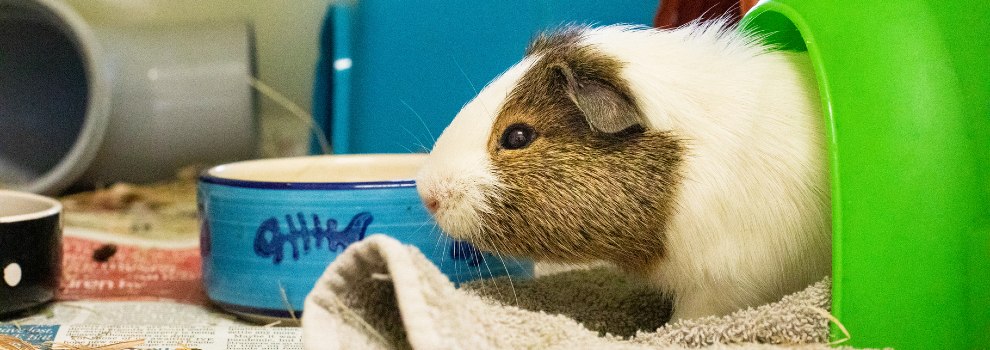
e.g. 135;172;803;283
198;154;532;321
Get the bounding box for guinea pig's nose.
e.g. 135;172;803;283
422;195;440;215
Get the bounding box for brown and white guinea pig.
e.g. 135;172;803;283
416;23;831;321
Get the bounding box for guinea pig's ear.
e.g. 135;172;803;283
552;62;644;135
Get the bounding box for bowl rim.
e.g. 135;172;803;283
0;190;63;224
199;175;416;190
198;154;421;190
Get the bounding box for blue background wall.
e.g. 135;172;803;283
313;1;659;154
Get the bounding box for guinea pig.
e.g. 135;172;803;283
415;22;831;321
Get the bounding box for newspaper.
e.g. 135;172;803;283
1;224;302;349
55;177;205;304
1;301;302;349
58;227;205;304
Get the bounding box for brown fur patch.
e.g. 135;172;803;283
526;26;585;56
475;28;685;273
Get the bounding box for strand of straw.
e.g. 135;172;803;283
248;77;332;155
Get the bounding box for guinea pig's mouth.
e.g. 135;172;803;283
429;202;483;241
425;192;501;248
416;163;502;245
418;180;496;243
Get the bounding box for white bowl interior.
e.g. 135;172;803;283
207;154;427;183
0;190;62;223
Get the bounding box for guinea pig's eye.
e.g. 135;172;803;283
499;123;537;150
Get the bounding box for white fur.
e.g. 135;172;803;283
420;24;831;321
581;24;831;320
417;57;537;238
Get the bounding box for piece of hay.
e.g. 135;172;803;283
0;335;38;350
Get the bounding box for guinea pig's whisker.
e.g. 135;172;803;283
439;232;452;273
451;56;479;95
399;99;437;147
415;143;431;153
392;140;430;156
478;245;499;289
430;223;445;264
407;220;434;259
450;55;499;131
477;228;519;305
392;142;413;153
396;126;428;153
472;253;491;296
490;248;520;305
517;259;536;281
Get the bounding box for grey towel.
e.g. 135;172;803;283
301;235;842;349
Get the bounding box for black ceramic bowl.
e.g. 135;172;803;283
0;190;62;317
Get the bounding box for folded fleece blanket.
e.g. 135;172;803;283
301;235;845;349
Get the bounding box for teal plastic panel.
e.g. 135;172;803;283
312;1;659;154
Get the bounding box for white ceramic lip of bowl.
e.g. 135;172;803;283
201;154;426;187
0;190;63;224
